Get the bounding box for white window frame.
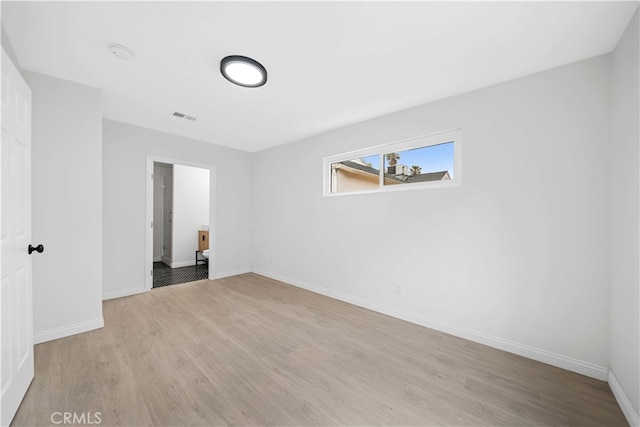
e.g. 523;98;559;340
323;128;462;197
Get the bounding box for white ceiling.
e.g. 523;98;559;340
2;1;638;152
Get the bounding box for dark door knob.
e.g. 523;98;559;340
28;244;44;255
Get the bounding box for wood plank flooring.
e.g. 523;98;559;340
12;273;627;426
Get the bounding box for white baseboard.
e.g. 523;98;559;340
609;369;640;427
161;255;172;265
252;269;330;296
153;256;161;262
101;268;252;299
103;287;147;301
34;317;104;344
251;269;609;381
215;267;251;280
171;260;195;268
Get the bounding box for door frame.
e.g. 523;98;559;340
145;155;216;291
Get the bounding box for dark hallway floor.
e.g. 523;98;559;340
153;261;208;288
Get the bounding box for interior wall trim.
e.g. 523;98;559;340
251;269;609;381
101;269;251;301
170;260;197;269
215;267;251;280
609;368;640;427
102;286;147;301
33;317;104;344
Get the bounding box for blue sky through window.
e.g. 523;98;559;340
361;141;454;177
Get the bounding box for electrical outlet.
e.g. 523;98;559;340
394;285;402;296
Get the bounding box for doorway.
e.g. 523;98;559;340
153;162;173;266
146;157;216;290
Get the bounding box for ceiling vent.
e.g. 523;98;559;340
172;111;197;121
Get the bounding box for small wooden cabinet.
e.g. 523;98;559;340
198;230;209;252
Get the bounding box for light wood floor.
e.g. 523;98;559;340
13;273;627;426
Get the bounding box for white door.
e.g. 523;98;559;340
0;48;34;426
163;168;173;260
152;164;164;262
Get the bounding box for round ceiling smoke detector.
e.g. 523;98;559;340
108;43;135;61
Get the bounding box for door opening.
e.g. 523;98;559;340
153;162;173;267
146;157;215;291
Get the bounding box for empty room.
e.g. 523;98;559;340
1;1;639;426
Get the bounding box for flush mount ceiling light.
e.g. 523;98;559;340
108;43;135;61
220;55;267;88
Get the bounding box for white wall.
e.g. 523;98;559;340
172;164;209;267
102;119;251;299
23;71;103;343
252;55;612;379
1;23;21;72
610;9;640;424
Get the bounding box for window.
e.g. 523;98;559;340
324;129;461;196
330;156;381;194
